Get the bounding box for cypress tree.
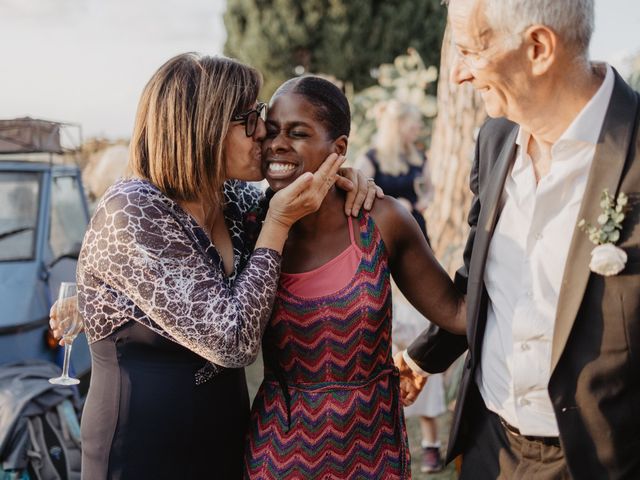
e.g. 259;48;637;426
223;0;446;97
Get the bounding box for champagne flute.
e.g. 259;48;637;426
49;282;83;386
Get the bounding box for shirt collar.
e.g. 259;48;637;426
515;63;614;149
559;63;614;145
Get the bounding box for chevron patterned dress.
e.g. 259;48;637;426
244;212;410;479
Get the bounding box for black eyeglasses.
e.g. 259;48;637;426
232;102;267;137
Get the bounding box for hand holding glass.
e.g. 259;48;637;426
49;282;83;385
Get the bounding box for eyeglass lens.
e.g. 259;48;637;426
245;104;266;137
246;111;258;137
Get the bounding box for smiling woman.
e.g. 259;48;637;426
262;77;350;192
243;76;465;479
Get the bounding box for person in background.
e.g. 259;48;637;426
392;297;447;474
357;100;444;473
51;52;378;480
397;0;640;478
243;76;465;479
356;99;434;242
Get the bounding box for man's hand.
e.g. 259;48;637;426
394;351;427;406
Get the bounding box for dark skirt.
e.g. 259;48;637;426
81;321;249;480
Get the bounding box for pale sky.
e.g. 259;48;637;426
1;0;639;140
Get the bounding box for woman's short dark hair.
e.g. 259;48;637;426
271;76;350;140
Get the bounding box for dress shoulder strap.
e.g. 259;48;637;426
356;210;382;256
347;215;356;246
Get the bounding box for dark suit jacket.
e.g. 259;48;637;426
408;70;640;479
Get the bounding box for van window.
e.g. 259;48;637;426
0;172;40;261
49;176;87;260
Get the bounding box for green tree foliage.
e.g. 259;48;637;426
223;0;446;97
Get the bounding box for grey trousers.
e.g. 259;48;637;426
459;396;570;480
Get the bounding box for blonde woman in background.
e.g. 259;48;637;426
356;100;433;243
357;100;445;473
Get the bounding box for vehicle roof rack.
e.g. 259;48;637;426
0;117;83;165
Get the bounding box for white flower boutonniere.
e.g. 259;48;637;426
578;189;628;276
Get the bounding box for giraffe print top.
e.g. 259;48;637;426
77;177;279;371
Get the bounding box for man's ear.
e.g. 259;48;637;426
333;135;349;156
525;25;556;76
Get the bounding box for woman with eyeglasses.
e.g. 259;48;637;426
69;53;378;480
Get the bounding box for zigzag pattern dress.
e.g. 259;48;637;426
245;212;411;479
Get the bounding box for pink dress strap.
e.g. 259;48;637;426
279;216;362;299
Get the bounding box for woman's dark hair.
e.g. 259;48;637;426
271;76;350;140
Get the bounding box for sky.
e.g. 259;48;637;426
1;0;639;140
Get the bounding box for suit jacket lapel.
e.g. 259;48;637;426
468;126;518;356
472;127;518;276
551;72;639;372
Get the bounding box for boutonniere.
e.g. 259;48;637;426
578;189;628;276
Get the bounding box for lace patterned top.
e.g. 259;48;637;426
77;177;280;370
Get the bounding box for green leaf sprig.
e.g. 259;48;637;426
578;189;628;245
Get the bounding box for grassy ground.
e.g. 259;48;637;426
246;354;460;479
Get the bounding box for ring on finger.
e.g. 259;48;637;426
366;178;375;183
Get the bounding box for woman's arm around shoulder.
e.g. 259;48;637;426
368;197;466;335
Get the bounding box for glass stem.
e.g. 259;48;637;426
61;342;73;378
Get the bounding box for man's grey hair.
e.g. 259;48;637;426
445;0;595;56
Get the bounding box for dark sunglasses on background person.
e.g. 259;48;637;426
232;102;267;137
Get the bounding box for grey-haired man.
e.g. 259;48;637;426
397;0;640;478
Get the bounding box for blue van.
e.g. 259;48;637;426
0;118;91;380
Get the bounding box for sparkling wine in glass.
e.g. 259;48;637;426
49;282;83;386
